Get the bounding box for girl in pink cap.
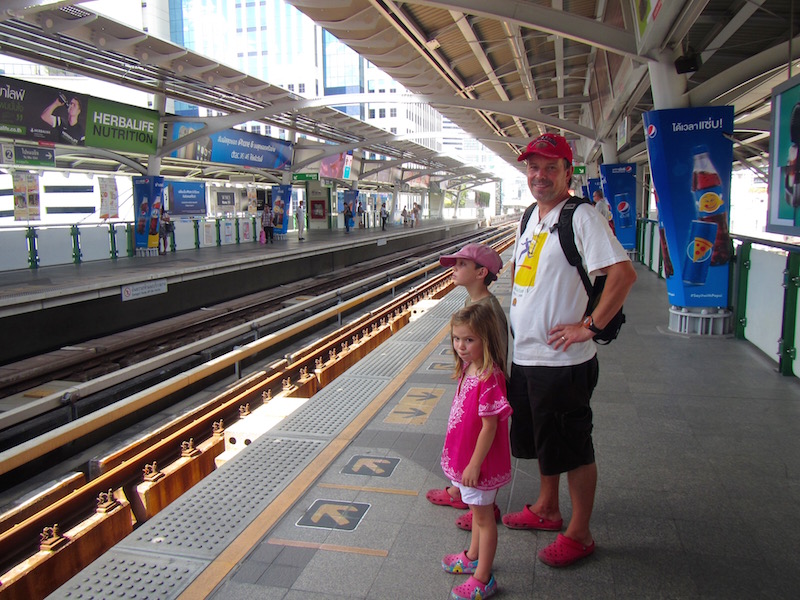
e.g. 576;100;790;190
440;303;512;600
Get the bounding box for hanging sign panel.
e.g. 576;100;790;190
0;75;158;154
643;106;734;308
169;122;293;170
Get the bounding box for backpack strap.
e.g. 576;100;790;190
556;196;593;297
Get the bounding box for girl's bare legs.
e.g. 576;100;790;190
467;503;497;584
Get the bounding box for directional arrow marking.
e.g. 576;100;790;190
311;503;359;526
352;458;392;474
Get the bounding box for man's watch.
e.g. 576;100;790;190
582;315;602;334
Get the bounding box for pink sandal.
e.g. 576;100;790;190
454;504;501;531
450;574;497;600
426;487;468;509
538;533;595;567
501;504;563;531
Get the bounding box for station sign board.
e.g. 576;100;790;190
0;75;159;155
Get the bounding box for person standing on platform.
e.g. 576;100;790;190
592;189;615;235
409;204;416;228
503;133;636;567
380;202;388;231
261;203;274;244
344;202;353;234
296;200;306;241
158;206;171;255
427;243;508;532
357;200;365;228
439;303;512;600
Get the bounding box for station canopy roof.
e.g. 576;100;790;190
286;0;799;178
1;1;798;182
0;1;495;189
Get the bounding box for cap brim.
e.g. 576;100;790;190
439;256;457;267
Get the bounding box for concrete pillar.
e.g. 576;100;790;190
148;91;167;176
648;49;689;110
601;140;618;165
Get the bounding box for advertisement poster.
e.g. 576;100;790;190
272;184;291;234
167;180;206;216
12;171;40;221
132;175;165;249
341;189;358;214
246;184;257;215
0;76;158;154
98;177;119;219
320;151;353;179
169;122;293;170
599;163;637;250
767;72;800;235
643;106;734;307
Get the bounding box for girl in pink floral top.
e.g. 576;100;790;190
440;303;512;600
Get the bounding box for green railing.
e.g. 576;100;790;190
638;218;800;376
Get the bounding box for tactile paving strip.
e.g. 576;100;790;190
344;341;430;379
270;376;388;436
49;550;207;600
118;437;326;559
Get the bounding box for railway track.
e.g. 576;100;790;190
0;234;513;599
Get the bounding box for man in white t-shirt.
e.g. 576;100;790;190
592;189;615;235
504;133;636;568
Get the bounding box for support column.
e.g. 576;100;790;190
648;49;689;110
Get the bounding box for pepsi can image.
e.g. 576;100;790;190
682;220;717;286
615;193;633;228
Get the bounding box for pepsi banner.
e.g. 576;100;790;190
586;177;602;200
643;106;734;307
599;163;637;250
132;176;165;250
272;185;291;234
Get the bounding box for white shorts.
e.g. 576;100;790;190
451;480;497;506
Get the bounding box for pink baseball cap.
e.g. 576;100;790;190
517;133;573;163
440;243;503;280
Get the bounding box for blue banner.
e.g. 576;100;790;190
599;163;637;250
132;176;165;249
586;178;602;201
167;180;206;216
272;185;291;234
643;106;734;307
169;123;293;170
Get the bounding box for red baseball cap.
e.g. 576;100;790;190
440;243;503;281
517;133;573;163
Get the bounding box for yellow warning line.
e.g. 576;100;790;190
178;321;450;599
266;537;389;557
317;482;419;496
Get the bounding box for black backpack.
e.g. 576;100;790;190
518;196;625;344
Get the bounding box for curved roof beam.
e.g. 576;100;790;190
400;0;639;60
159;93;594;159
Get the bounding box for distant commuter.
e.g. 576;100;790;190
592;190;615;235
261;203;274;244
158;207;172;255
297;200;306;241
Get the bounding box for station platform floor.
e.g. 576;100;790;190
49;256;800;599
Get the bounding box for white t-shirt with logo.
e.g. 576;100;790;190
510;198;629;367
